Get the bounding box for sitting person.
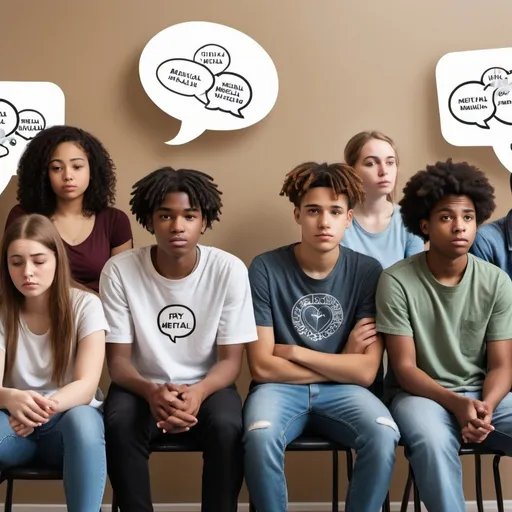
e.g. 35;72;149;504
377;160;512;512
100;167;257;512
0;214;108;512
5;125;133;292
470;172;512;278
243;162;399;512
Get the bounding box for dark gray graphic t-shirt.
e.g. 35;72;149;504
249;244;382;355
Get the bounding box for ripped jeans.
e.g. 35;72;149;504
243;383;399;512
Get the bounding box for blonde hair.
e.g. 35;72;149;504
344;131;399;202
0;214;75;385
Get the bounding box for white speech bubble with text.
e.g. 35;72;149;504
157;305;196;343
139;21;279;145
0;82;65;196
436;48;512;173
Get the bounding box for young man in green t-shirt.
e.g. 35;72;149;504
376;159;512;512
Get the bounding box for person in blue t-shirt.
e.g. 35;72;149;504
243;162;399;512
342;130;424;268
470;172;512;278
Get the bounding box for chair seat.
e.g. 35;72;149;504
1;466;62;480
149;436;202;453
287;435;350;452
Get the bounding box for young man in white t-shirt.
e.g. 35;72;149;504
100;167;257;512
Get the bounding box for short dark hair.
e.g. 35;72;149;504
399;159;496;241
16;125;116;216
279;162;364;208
129;167;223;230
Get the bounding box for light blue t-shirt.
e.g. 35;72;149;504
342;205;424;269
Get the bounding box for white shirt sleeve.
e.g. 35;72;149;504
74;291;110;342
99;263;134;344
216;258;257;345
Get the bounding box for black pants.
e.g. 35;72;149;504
104;383;244;512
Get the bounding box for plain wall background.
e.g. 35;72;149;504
0;0;511;506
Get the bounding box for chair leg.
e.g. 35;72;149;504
382;492;391;512
5;478;13;512
493;455;504;512
332;450;339;512
111;490;119;512
345;449;353;481
400;466;413;512
474;454;484;512
249;500;256;512
412;471;421;512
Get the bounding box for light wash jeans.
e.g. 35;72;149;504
243;383;399;512
391;391;512;512
0;405;106;512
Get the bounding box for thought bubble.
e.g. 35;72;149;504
448;82;496;128
194;44;230;76
436;47;512;174
16;109;46;140
139;21;279;145
205;72;252;118
156;59;214;102
0;99;19;137
157;305;196;343
0;82;65;197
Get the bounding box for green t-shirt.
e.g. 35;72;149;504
376;252;512;400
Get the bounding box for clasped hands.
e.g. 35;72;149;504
453;396;495;444
147;382;205;434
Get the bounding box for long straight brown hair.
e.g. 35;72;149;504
0;214;74;385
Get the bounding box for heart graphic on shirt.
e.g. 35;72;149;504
302;305;333;333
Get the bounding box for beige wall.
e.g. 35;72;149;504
1;0;511;506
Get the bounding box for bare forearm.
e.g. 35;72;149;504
108;359;156;400
192;359;241;399
483;368;512;411
49;381;97;413
252;355;329;384
0;388;15;409
395;365;459;412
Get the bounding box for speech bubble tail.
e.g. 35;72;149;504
194;93;208;105
476;121;490;129
232;110;244;119
493;142;512;173
165;123;206;145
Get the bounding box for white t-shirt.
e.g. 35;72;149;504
0;288;109;405
99;245;257;385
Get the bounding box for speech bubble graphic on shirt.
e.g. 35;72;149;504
139;21;279;145
436;48;512;174
158;304;196;343
0;82;65;198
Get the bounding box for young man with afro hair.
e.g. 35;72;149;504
377;159;512;512
243;162;399;512
99;167;257;512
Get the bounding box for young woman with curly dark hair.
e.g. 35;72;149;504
376;159;512;512
5;125;133;292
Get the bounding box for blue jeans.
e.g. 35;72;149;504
391;391;512;512
243;383;399;512
0;405;106;512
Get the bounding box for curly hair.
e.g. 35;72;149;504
130;166;223;230
16;125;116;216
399;159;496;241
280;162;364;208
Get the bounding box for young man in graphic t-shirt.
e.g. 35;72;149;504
377;160;512;512
470;172;512;277
100;167;257;512
244;162;399;512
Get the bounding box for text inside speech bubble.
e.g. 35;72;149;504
157;304;196;343
16;109;46;140
437;47;512;173
139;21;279;145
0;99;20;138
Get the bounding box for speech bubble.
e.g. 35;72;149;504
15;109;47;140
448;81;496;128
157;304;196;343
194;44;231;76
0;99;20;137
205;72;252;118
0;82;65;197
436;47;512;173
156;59;214;102
139;21;279;145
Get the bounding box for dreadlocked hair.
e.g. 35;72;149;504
130;166;223;230
399;159;496;241
279;162;365;208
